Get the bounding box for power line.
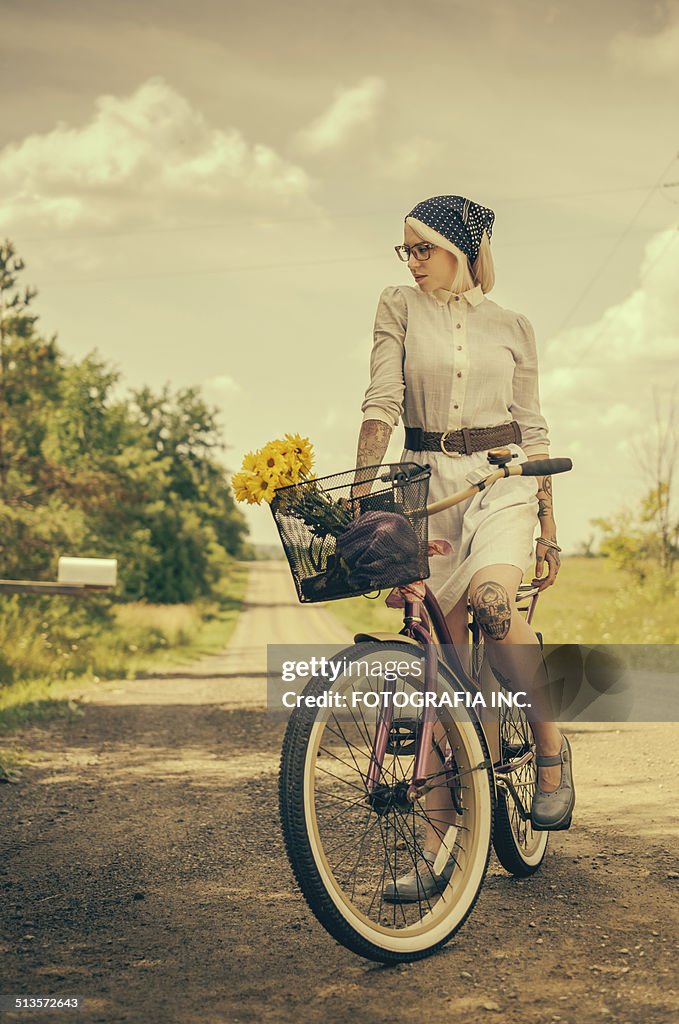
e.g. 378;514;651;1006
555;225;678;367
548;150;679;336
31;224;672;287
9;182;675;246
37;252;391;287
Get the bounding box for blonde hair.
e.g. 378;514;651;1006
405;217;496;294
471;232;495;293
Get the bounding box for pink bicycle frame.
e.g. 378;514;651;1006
365;584;469;799
365;582;540;800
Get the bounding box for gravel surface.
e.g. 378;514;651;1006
1;563;678;1024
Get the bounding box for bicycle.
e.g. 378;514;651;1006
273;448;572;962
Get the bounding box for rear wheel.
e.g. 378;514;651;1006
493;698;549;876
470;625;549;876
279;641;494;962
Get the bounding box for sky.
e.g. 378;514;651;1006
1;0;678;553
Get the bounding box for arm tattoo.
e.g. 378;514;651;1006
352;419;392;498
356;419;392;468
537;474;553;519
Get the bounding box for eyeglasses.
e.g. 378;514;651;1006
394;243;438;263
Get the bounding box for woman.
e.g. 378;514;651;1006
354;194;575;901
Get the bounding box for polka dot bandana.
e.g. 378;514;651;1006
405;195;495;262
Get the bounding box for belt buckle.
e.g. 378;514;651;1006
440;430;462;458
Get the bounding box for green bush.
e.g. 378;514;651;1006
0;241;250;606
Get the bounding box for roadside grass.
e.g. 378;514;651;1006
326;558;679;646
0;562;249;742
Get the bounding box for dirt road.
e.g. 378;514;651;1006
1;563;678;1024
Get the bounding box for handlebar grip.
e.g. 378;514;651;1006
520;458;572;477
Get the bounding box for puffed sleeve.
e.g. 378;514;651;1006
361;286;407;428
509;314;550;456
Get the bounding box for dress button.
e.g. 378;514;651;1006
457;345;462;351
456;323;462;329
454;296;460;301
453;404;459;409
457;371;462;378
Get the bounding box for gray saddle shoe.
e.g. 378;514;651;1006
383;851;454;903
531;734;575;831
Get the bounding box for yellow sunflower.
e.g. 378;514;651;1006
230;471;259;504
233;434;316;505
253;476;278;504
283;432;314;474
254;448;288;487
266;439;297;473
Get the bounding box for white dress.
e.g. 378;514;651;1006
361;282;550;616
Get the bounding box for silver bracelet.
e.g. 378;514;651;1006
537;537;562;552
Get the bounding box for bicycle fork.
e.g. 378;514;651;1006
365;610;440;803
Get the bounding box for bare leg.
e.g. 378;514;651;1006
468;564;563;792
445;591;472;677
419;593;470;854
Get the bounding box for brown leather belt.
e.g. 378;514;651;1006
404;421;522;457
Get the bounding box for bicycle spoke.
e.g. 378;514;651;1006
371;818;408;926
376;815;419;929
325;810;383;872
494;700;545;864
314;790;369;811
313;763;370;795
324;718;372;759
389;808;440;917
409;806;470;833
317;741;369;781
403;807;463;872
324;716;371;780
348;678;379;749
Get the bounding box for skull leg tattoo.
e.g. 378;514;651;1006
470;581;511;641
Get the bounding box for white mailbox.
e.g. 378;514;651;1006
57;557;118;588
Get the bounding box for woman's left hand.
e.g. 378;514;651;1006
532;518;561;591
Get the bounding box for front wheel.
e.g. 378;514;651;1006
279;641;494;963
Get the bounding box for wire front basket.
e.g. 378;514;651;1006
270;462;431;603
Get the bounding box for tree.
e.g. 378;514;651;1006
573;534;597;558
636;390;679;574
0;241;250;601
0;240;81;579
592;390;679;581
125;385;250;601
0;243;38;482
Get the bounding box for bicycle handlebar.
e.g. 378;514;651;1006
426;457;573;516
518;457;572;477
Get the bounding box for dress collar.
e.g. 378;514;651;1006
431;283;485;307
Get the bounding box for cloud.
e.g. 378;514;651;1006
377;136;443;181
204;374;241;397
599;402;643;428
548;228;679;364
540;227;679;485
537;229;678;545
0;77;313;231
609;11;679;78
540;365;584;400
294;77;386;155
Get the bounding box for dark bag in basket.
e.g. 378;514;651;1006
336;510;421;590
